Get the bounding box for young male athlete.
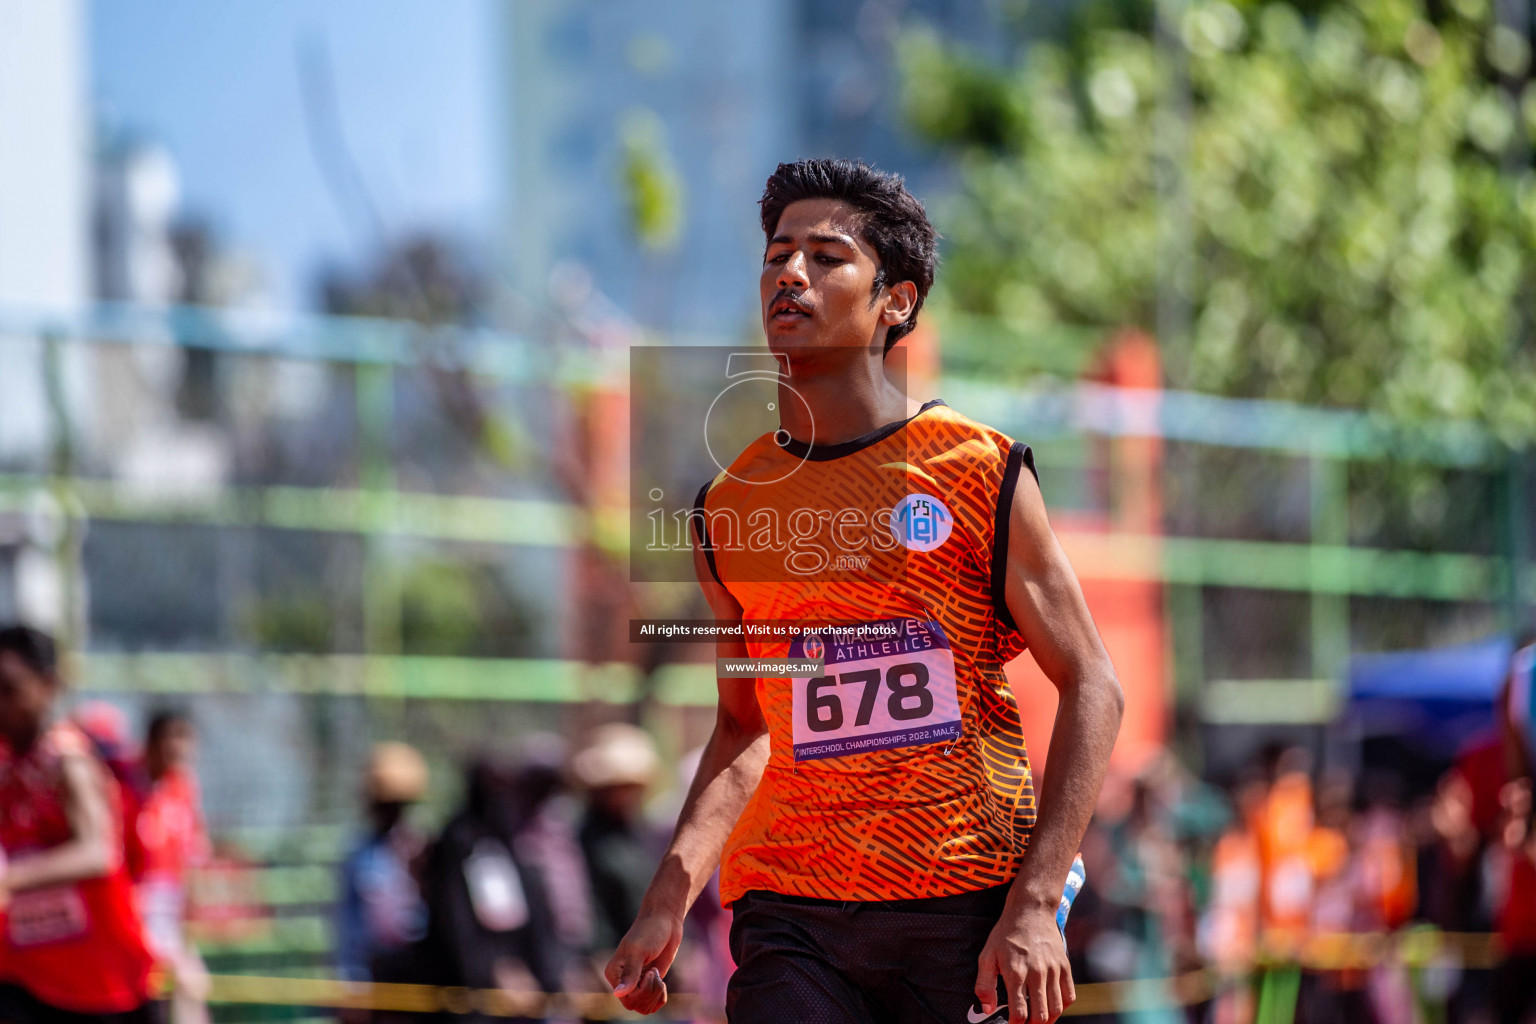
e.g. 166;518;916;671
606;159;1124;1024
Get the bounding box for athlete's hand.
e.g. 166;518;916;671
604;910;684;1014
975;904;1075;1024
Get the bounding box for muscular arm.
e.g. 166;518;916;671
605;536;770;1013
1002;470;1123;911
5;752;118;892
977;468;1124;1024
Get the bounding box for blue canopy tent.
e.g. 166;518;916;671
1345;634;1512;761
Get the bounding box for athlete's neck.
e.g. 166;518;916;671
776;354;920;448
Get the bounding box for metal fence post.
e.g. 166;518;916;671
1310;454;1349;686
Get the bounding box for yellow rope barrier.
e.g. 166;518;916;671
194;931;1506;1017
202;974;688;1018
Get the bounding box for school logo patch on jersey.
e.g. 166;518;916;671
889;493;954;552
802;635;825;663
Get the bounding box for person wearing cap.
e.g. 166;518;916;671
572;724;663;953
335;742;430;985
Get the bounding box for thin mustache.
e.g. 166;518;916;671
770;291;813;315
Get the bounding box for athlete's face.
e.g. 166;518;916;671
148;720;196;778
0;651;56;749
761;199;916;355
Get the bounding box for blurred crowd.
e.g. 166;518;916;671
2;620;1535;1024
335;723;731;1024
0;621;731;1024
1063;712;1536;1024
323;677;1536;1024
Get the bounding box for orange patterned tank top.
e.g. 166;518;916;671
694;399;1038;903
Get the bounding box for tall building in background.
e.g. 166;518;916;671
501;0;1005;339
92;137;231;509
0;0;89;315
94;137;182;305
503;0;792;338
0;0;90;634
791;0;1007;199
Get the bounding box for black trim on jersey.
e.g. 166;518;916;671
692;481;724;587
775;399;947;462
991;441;1038;633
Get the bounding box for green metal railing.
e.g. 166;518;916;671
3;303;1527;984
2;302;1528;699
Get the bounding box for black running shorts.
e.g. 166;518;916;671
0;986;160;1024
726;884;1014;1024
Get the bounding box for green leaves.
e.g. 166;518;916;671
618;108;684;252
902;0;1536;436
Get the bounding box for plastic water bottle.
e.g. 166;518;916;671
1056;853;1085;947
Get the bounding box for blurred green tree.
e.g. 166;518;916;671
901;0;1536;439
398;559;538;658
618;108;685;252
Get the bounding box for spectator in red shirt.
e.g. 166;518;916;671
136;710;210;1024
1490;778;1536;1024
0;625;157;1024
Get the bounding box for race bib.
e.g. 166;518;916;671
789;618;961;762
7;885;88;947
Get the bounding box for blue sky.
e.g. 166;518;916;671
90;0;500;310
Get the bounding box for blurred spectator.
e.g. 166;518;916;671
1257;747;1319;941
1505;638;1535;784
1306;771;1353;933
135;709;211;1024
500;735;596;986
1453;731;1513;845
0;625;158;1024
570;724;662;955
414;750;564;1023
1489;778;1536;1024
1070;760;1194;1024
1299;773;1367;1024
1354;776;1417;936
1416;772;1482;932
336;742;430;985
1202;772;1264;969
1199;770;1266;1024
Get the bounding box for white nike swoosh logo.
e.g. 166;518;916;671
966;1006;1007;1023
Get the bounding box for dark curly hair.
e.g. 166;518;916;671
0;625;58;678
759;159;938;352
